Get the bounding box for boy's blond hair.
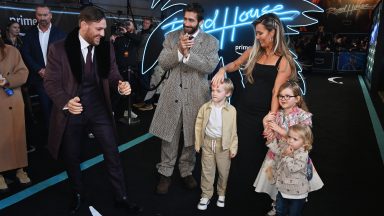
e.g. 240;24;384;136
222;78;234;96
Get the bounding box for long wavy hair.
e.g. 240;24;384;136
244;13;297;83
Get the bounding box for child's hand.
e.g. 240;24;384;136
195;146;200;153
263;128;275;141
229;151;236;158
282;146;294;157
268;122;286;137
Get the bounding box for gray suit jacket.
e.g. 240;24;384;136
149;29;219;147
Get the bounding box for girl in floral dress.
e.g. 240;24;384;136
254;81;323;215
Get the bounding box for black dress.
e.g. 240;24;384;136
229;56;282;204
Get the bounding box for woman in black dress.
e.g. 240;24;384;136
211;13;297;210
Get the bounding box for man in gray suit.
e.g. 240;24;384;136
149;3;219;194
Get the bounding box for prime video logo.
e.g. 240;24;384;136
235;44;251;55
9;15;37;26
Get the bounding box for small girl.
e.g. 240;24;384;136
267;124;316;216
195;78;238;210
253;81;323;215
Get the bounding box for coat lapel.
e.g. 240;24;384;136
190;30;204;53
64;28;111;83
64;28;83;83
95;41;110;79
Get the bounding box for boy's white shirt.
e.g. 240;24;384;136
205;104;223;138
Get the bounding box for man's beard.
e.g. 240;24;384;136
183;24;198;35
39;20;49;27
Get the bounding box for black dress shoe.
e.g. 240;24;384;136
115;196;143;215
69;193;84;215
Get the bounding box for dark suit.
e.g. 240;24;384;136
44;28;126;198
21;25;66;127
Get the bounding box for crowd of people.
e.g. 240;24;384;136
0;3;325;216
292;25;369;70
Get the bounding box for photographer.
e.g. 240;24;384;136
112;20;141;123
134;17;155;111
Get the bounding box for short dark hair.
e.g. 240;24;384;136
35;4;51;12
142;16;153;23
78;6;105;25
183;3;204;22
122;20;133;28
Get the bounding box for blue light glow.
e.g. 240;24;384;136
160;4;303;49
145;0;324;94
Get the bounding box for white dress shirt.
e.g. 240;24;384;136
38;23;52;66
78;34;94;63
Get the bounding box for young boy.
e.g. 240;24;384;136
194;78;238;210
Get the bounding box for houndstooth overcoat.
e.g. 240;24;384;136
149;29;219;147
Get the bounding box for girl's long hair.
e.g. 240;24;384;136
6;21;23;48
244;13;297;83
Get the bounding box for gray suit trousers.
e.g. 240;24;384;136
156;112;196;177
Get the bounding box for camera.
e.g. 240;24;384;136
111;21;125;36
4;88;14;96
111;20;132;36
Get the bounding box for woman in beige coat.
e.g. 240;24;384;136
0;37;30;192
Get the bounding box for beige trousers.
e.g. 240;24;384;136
200;136;231;198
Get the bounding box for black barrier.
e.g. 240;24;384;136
312;51;335;73
336;52;366;73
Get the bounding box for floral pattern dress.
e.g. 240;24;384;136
253;106;324;200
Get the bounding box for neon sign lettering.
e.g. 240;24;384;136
143;0;323;95
161;4;301;49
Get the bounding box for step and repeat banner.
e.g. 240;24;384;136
0;0;324;96
142;0;323;97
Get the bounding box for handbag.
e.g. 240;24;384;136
306;157;313;181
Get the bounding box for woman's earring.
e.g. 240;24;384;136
270;37;273;41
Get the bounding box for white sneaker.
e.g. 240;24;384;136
266;202;276;216
130;111;138;118
197;197;210;210
123;110;138;118
216;196;225;207
88;133;95;139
